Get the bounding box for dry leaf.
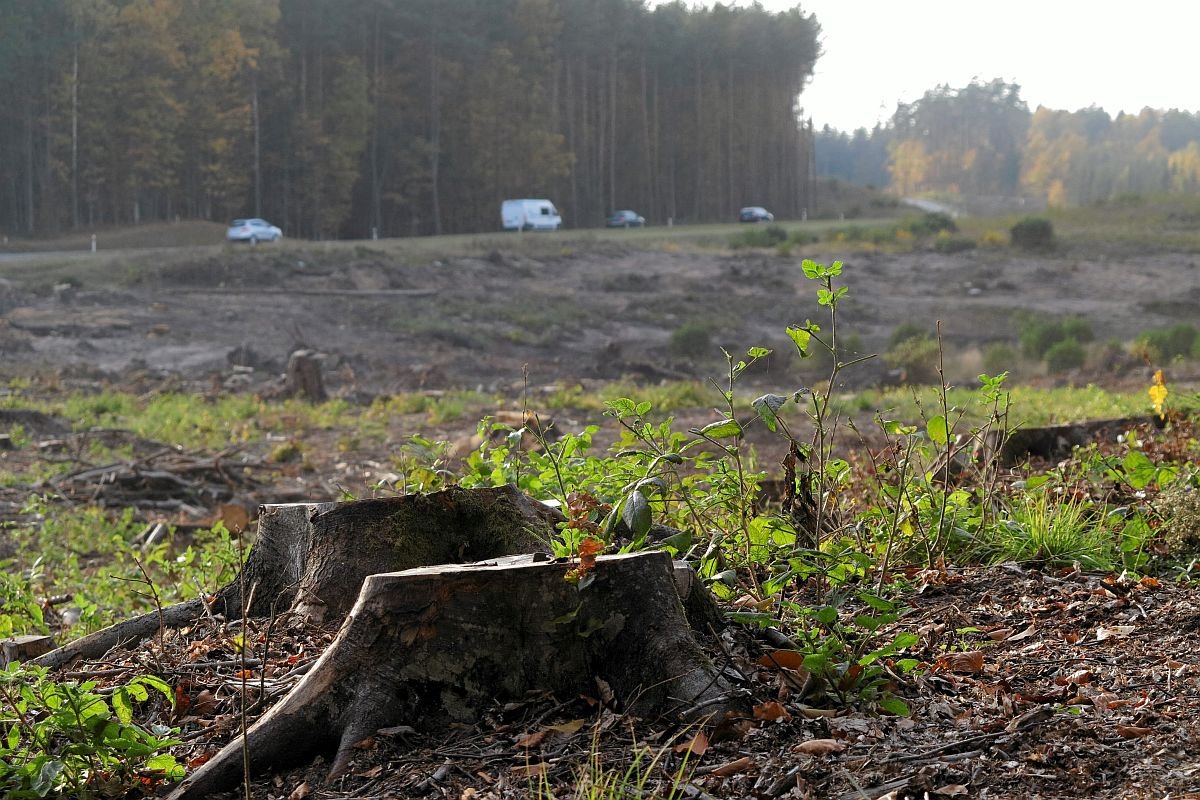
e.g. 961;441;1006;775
934;650;985;675
753;701;792;722
1091;692;1123;711
1056;669;1093;686
1115;724;1154;738
1008;624;1038;642
797;706;838;719
547;719;585;735
511;763;548;778
218;503;251;535
1095;625;1136;641
792;738;847;756
351;736;376;751
355;765;384;779
674;730;709;756
1139;576;1161;588
516;730;547;749
708;756;755;777
987;627;1014;641
757;650;805;670
934;785;969;797
287;782;312;800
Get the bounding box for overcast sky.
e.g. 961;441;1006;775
692;1;1200;131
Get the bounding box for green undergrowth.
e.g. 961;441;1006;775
1;257;1199;797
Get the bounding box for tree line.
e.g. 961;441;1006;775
816;79;1200;207
0;0;820;239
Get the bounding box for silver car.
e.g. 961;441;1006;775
226;218;282;244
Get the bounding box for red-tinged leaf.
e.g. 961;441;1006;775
987;627;1014;641
355;764;384;779
352;737;376;751
187;755;210;769
192;689;217;716
1115;724;1154;738
1091;692;1123;711
708;756;755;777
792;738;846;755
287;782;312;800
287;654;300;664
753;701;791;722
1058;669;1092;686
838;663;864;690
934;651;984;675
673;730;709;756
757;650;805;670
1061;631;1081;644
1140;576;1162;588
516;730;547;749
234;669;255;679
511;763;548;778
547;719;585;735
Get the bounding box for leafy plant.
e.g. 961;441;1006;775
0;664;183;798
1009;216;1055;250
987;493;1114;570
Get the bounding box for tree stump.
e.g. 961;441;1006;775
284;349;327;402
166;551;746;800
33;485;560;669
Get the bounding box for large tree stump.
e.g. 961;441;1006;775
166;551;746;800
33;485;560;669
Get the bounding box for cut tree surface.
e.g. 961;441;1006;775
32;484;560;669
166;550;746;800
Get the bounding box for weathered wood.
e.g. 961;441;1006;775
976;415;1157;467
1;635;56;667
284;349;327;402
33;485;560;668
166;551;746;800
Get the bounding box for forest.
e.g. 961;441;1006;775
816;78;1200;207
0;0;820;239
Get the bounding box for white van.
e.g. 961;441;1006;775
501;198;562;231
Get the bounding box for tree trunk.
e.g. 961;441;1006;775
284;349;327;403
165;551;745;800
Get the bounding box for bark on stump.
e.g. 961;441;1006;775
166;550;744;800
284;349;327;402
32;485;559;669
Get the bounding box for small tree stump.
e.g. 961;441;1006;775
166;551;746;800
284;349;327;402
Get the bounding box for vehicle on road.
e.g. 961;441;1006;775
606;210;645;228
227;218;282;243
739;206;774;223
501;199;562;231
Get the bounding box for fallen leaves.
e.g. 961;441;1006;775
792;738;846;756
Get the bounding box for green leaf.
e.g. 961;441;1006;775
880;419;917;436
747;346;772;359
815;606;838;625
752;394;789;433
926;415;949;445
878;696;911;716
801;259;823;279
786;325;812;357
621;490;652;541
112;687;133;725
698;419;743;439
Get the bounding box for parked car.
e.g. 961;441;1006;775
226;218;282;243
739;206;774;223
606;210;645;228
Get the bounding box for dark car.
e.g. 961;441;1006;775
739;206;774;223
606;210;646;228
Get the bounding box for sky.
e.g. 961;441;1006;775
689;1;1200;132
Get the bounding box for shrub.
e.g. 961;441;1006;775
1017;315;1091;359
1010;216;1055;250
980;230;1006;248
1044;338;1085;373
788;230;819;246
729;225;787;249
905;211;957;237
670;320;713;360
983;342;1018;376
1136;323;1198;361
889;322;930;349
931;233;977;254
1061;317;1094;344
885;335;941;384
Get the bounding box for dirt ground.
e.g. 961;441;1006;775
2;240;1197;402
4;238;1200;799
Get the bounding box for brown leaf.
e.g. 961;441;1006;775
1091;691;1124;711
355;765;384;779
1095;625;1136;641
986;627;1014;641
708;756;755;777
1007;624;1038;643
934;651;985;675
287;782;312;800
218;504;251;535
797;706;838;719
511;763;548;778
757;649;805;670
1056;669;1093;686
673;730;709;756
753;701;792;722
792;738;847;756
547;719;586;735
351;736;376;751
516;730;547;749
192;689;218;716
934;785;969;797
1115;724;1154;738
